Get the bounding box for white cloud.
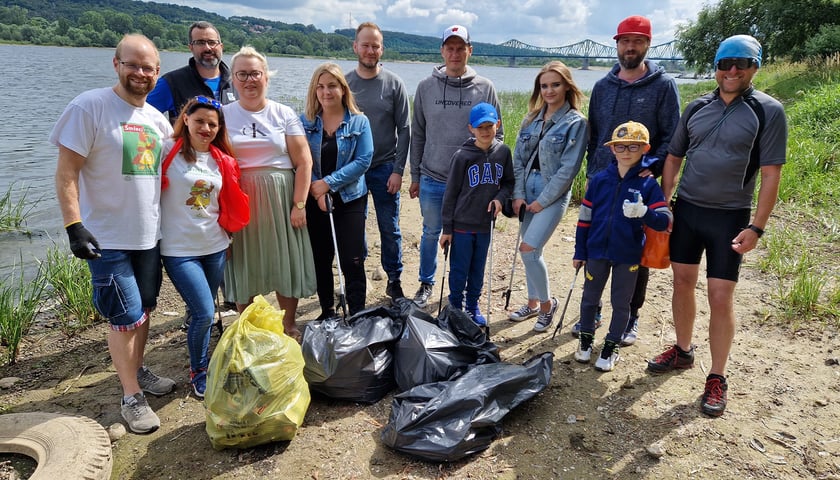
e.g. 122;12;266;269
155;0;716;46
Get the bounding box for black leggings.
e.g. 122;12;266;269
306;194;368;315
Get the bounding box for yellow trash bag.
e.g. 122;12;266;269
205;295;310;450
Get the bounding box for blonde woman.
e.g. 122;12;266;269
300;63;373;318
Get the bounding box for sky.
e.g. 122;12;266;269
155;0;719;47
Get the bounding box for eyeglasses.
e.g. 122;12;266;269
234;71;264;81
190;39;222;48
716;58;755;71
195;95;222;109
118;61;158;75
612;144;642;152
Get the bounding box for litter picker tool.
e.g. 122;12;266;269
485;203;497;326
324;193;347;320
552;264;581;339
437;240;450;317
503;203;526;309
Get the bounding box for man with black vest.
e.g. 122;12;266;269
148;21;237;123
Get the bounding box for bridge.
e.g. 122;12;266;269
399;39;683;68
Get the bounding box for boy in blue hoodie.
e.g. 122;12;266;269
573;121;672;371
440;103;514;325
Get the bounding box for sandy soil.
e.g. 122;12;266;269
1;191;839;480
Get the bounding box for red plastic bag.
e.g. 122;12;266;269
641;225;670;269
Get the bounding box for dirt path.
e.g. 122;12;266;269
1;192;839;479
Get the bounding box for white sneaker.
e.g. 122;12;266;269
121;393;160;434
574;333;594;363
509;305;539;321
594;341;620;372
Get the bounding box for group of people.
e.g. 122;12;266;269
51;15;786;435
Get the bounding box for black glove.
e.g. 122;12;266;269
66;222;101;259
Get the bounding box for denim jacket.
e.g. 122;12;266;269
301;109;373;203
512;103;589;207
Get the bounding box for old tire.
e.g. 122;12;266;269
0;412;112;480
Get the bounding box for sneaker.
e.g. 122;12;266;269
413;282;433;308
121;393;160;434
533;297;559;332
620;316;639;346
466;306;487;326
386;280;405;301
137;366;176;396
594;340;620;372
574;332;594;363
190;369;207;399
509;305;539;322
571;307;602;338
701;376;728;417
647;344;695;373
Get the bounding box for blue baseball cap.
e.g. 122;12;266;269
469;103;498;128
714;34;762;67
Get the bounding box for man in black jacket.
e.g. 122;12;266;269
148;21;237;123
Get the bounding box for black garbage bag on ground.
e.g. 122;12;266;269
301;305;404;403
392;302;500;392
380;352;554;462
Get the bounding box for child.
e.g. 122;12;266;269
440;103;514;325
572;121;672;371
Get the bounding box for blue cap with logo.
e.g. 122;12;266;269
469;103;498;128
714;34;762;67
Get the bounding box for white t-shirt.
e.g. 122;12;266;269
160;150;231;257
222;100;305;169
49;87;173;250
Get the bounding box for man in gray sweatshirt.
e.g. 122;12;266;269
408;24;503;308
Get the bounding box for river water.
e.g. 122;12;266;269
0;44;698;277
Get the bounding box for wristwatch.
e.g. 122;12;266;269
295;201;306;210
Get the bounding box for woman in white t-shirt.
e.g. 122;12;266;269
161;96;248;398
221;46;316;342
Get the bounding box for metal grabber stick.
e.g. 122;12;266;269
503;203;526;309
485;203;497;332
552;264;582;340
437;240;450;317
324;193;347;320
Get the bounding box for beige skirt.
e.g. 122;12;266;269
225;168;316;302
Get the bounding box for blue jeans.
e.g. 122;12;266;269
520;171;571;302
87;245;162;330
162;250;226;374
365;163;403;282
418;175;447;284
447;231;491;309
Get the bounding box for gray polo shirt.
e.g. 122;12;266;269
669;88;787;209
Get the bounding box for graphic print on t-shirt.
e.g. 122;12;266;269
121;122;163;175
186;179;214;218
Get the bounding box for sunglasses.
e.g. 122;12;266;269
613;144;642;152
195;95;222;109
716;58;755;71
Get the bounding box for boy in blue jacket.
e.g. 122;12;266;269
440;103;514;325
573;121;672;371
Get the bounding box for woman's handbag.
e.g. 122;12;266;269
641;225;670;269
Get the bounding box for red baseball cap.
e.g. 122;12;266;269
614;15;651;40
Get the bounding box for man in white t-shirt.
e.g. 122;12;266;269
51;34;175;435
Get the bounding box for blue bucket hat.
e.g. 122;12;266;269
714;34;762;67
469;103;498;128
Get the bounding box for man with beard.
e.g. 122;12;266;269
148;21;237;123
346;22;410;303
649;35;786;417
51;34;175;434
572;15;680;345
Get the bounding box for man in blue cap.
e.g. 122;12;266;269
647;34;788;417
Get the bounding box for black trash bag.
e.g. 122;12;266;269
393;303;500;392
301;305;404;403
381;352;554;462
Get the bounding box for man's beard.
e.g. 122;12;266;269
618;49;647;70
197;55;221;69
358;58;378;70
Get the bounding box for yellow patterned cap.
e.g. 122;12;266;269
605;121;649;145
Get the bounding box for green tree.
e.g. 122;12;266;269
78;10;105;32
107;12;134;35
804;24;840;57
136;14;165;39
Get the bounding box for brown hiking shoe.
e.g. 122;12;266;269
647;344;695;373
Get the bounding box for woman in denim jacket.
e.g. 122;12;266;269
508;61;590;333
301;63;373;318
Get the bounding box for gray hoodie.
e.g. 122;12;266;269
410;65;503;183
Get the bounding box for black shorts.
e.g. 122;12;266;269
669;198;750;282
